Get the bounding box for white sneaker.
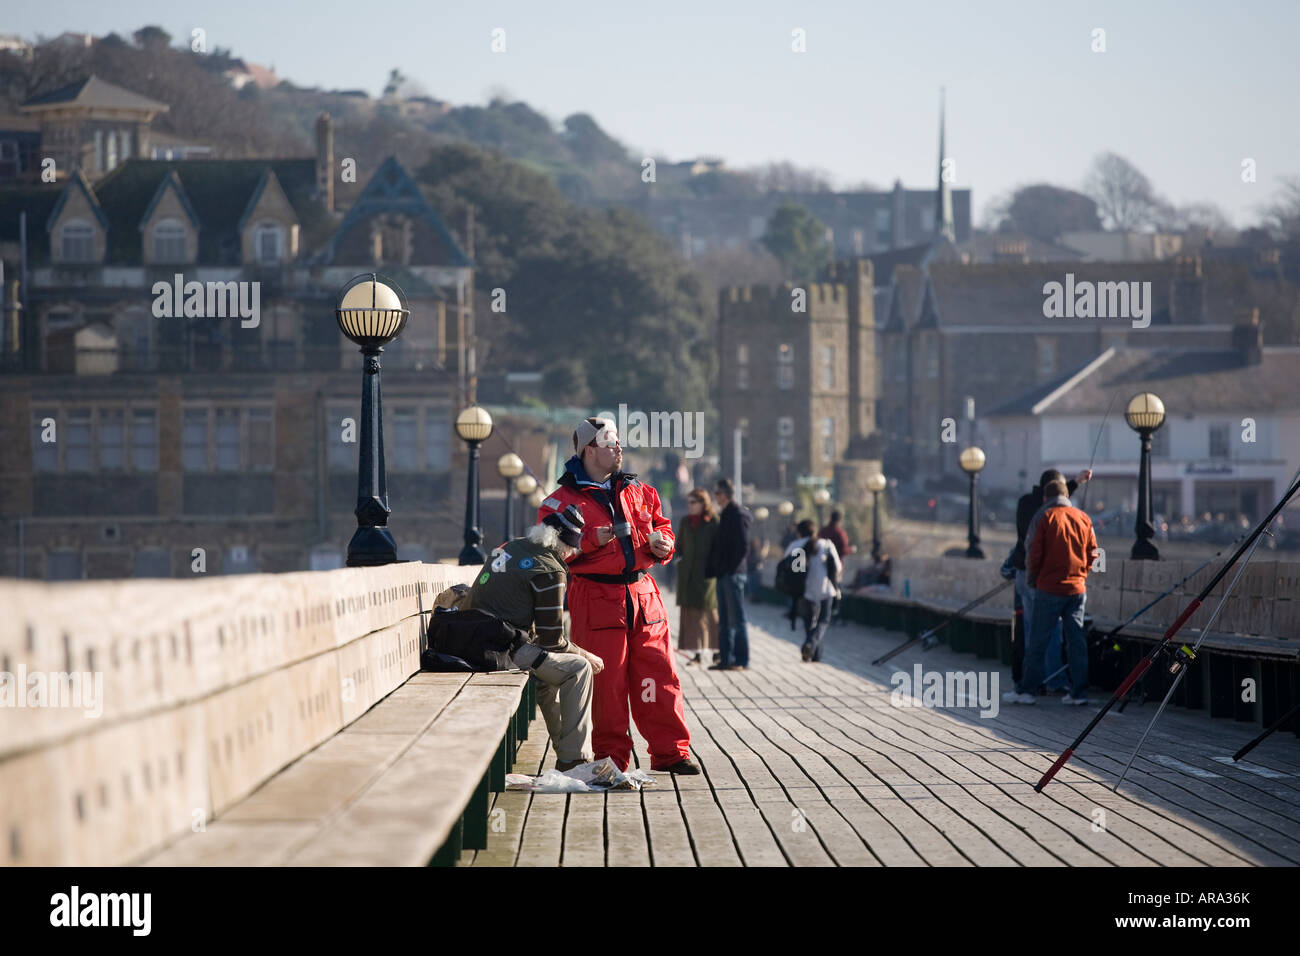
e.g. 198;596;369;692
1001;691;1036;705
1062;695;1090;706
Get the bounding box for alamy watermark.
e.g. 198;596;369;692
0;666;103;718
596;403;704;459
1042;274;1150;329
890;664;1000;718
151;274;260;328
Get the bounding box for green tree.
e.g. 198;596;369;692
761;202;831;282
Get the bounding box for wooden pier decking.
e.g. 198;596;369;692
460;596;1300;867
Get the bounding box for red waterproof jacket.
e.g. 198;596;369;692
537;455;675;576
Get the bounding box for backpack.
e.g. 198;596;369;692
775;547;808;598
422;606;528;672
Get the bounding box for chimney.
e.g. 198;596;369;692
4;276;20;358
315;112;334;213
1169;255;1205;324
1232;307;1263;365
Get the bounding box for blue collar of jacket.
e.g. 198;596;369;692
560;454;637;490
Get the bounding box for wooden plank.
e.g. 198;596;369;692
283;682;524;866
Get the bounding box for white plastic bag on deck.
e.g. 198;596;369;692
505;757;657;793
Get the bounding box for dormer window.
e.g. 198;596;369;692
153;218;188;263
60;219;95;262
254;222;284;265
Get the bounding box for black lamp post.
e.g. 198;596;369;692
1125;391;1166;561
867;471;887;561
514;472;538;537
456;405;494;565
497;452;523;544
336;273;409;567
959;446;986;559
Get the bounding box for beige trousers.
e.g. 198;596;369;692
512;644;593;764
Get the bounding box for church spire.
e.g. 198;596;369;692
935;87;955;243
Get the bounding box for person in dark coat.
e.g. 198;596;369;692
705;479;752;670
674;488;719;665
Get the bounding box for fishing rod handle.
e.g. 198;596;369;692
1034;748;1075;792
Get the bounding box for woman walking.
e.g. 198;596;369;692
675;488;719;665
782;518;842;662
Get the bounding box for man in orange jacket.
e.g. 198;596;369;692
537;416;698;774
1005;478;1099;706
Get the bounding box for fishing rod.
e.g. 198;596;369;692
1040;528;1251;691
1112;518;1277;791
1232;701;1300;763
1078;389;1120;515
871;579;1012;665
1033;468;1300;793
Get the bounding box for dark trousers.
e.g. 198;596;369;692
715;573;749;667
800;596;833;661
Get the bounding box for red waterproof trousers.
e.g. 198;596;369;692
567;573;691;771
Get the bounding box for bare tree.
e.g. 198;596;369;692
1084;152;1161;230
1262;176;1300;241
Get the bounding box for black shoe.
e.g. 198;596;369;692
658;758;701;775
554;758;587;771
707;663;733;671
801;643;812;662
712;651;721;665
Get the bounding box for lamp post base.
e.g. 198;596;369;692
459;532;486;567
1130;539;1160;561
346;526;397;567
965;544;985;559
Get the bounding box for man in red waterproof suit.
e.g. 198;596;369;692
537;416;699;774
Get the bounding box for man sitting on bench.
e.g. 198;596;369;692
468;505;601;771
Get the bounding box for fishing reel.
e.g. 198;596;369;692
1166;644;1197;677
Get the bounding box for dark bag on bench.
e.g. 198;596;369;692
422;606;529;672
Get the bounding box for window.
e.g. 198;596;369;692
777;416;794;461
821;345;834;390
822;417;835;461
66;409;92;471
99;409;125;470
874;209;889;235
133;548;171;578
392;407;418;470
777;343;794;389
1151;424;1170;458
93;130;103;172
254;222;284;264
851;229;864;256
1036;340;1057;378
60;220;95;262
328;405;357;470
47;550;84;581
216;409;241;470
32;410;58;471
424;410;451;471
153;218;188;263
736;343;749;390
131;409;158;471
920;207;935;234
182;409;209;471
1208;423;1231;459
105;130;117;171
248;408;273;470
120;129;131;160
1087;421;1110;462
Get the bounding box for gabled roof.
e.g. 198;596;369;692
989;346;1300;417
92;158;327;264
237;167;297;231
317;156;469;267
21;75;169;114
45;169;108;232
138;169;200;231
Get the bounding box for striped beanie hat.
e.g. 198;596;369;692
543;504;585;549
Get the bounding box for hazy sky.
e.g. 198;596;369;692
11;0;1298;227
